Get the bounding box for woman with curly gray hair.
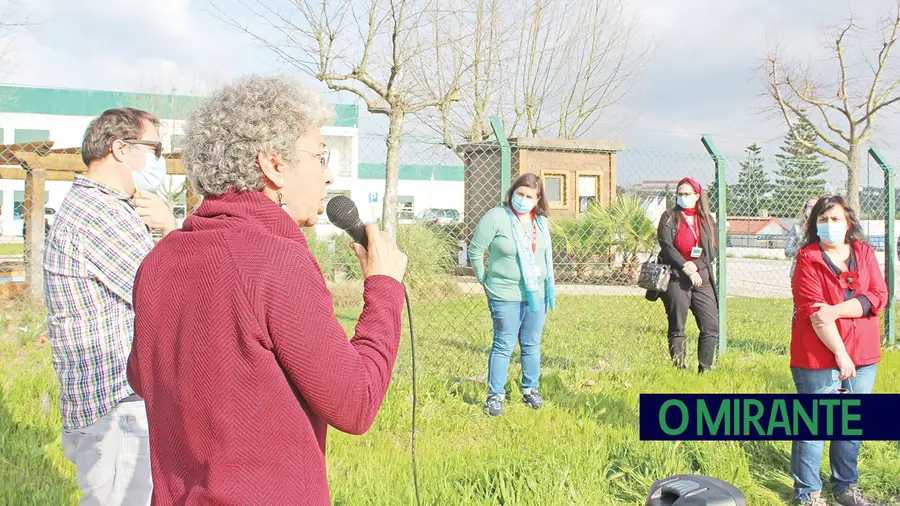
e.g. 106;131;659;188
127;75;408;505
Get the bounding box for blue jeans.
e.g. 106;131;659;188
790;364;877;502
487;298;547;396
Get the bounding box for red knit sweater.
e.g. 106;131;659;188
126;190;405;505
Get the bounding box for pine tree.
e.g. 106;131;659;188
771;120;828;217
731;143;770;216
706;179;733;216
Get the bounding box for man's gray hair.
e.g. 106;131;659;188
182;75;335;197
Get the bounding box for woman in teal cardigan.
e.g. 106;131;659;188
467;173;557;417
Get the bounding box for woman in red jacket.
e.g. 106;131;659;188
790;195;887;506
126;75;408;505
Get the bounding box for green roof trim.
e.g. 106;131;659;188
358;162;464;181
0;85;357;127
330;104;358;127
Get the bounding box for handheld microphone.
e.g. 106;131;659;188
326;195;368;248
324;194;420;506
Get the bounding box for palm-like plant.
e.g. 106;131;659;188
593;194;658;280
551;214;614;280
552;195;657;283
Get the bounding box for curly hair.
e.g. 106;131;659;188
181;75;335;197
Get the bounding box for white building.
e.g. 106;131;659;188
0;85;359;237
0;85;464;239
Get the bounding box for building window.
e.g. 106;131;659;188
14;129;50;145
576;172;603;214
398;196;414;213
171;134;185;153
333;150;351;178
398;196;414;221
13;190;51;219
541;171;569;210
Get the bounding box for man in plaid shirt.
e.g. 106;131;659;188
44;108;177;506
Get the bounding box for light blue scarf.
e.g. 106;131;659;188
504;206;556;312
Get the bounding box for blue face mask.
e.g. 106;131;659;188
124;143;167;193
511;194;536;214
676;195;698;209
131;152;167;193
817;221;847;246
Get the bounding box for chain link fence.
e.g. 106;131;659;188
1;133;897;504
1;135;896;354
0;142;190;311
296;134;899;365
712;149;894;299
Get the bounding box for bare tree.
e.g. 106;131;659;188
0;0;38;84
133;78;204;214
553;0;647;139
208;0;466;239
764;4;900;211
418;0;651;150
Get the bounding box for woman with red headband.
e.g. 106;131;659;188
655;177;719;373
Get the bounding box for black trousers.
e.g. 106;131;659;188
661;268;719;372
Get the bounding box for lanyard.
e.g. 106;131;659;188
529;219;537;253
513;207;538;254
686;216;700;246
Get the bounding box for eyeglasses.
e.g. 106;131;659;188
124;139;163;158
297;147;331;171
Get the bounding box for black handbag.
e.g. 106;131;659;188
638;252;671;293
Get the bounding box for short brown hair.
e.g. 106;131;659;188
81;108;160;166
504;173;549;216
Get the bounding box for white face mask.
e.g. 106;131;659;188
127;151;167;193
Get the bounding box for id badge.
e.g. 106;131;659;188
690;246;703;258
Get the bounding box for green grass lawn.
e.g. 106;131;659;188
0;243;24;256
1;296;898;505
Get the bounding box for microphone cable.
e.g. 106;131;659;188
324;197;420;504
402;283;421;506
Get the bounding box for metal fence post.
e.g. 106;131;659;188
868;147;896;346
489;116;511;205
701;135;728;356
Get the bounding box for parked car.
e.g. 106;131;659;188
417;208;461;224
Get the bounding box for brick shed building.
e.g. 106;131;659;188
455;138;624;242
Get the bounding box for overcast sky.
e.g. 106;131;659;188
4;0;900;186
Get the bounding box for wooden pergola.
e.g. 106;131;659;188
0;141;202;300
